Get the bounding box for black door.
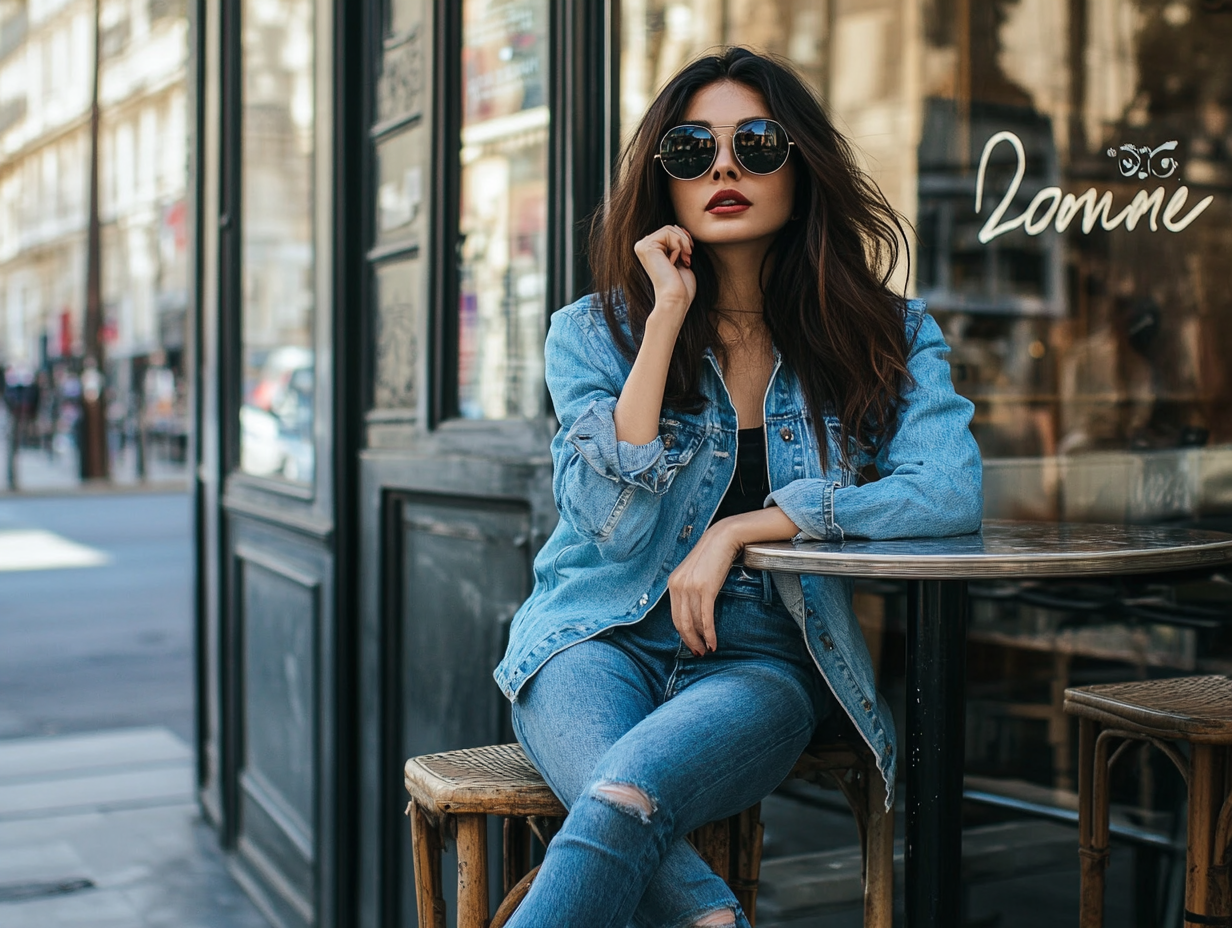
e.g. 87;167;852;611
195;0;359;924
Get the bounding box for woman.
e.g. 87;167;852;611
493;47;982;928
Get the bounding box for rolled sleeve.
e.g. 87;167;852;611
564;396;677;495
764;481;844;542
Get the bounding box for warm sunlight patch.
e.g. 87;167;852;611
0;530;110;572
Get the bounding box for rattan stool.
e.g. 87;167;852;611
1064;674;1232;928
404;739;894;928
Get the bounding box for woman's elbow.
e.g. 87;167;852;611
943;467;983;535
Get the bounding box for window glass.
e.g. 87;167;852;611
621;0;1232;525
456;0;549;420
239;0;316;484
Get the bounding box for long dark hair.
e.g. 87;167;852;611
589;47;913;468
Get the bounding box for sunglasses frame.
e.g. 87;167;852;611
654;119;795;180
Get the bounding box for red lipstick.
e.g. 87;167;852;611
705;188;752;214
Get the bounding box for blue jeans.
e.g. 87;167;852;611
508;566;833;928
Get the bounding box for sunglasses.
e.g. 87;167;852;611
655;119;794;180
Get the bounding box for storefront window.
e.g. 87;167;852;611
622;0;1231;526
238;0;316;484
622;0;1232;829
456;0;549;420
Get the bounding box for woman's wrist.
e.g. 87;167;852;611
713;507;801;550
647;301;689;334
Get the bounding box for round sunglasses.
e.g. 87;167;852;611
655;119;794;180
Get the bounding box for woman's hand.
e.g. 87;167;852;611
667;507;804;655
633;225;697;323
667;521;743;656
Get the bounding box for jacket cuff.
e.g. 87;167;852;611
764;480;845;542
565;397;675;494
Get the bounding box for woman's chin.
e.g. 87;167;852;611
691;219;786;247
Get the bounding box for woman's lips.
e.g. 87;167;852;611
706;189;752;214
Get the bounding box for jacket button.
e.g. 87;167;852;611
862;698;873;711
805;608;814;617
639;594;649;606
780;426;794;441
884;743;893;756
820;634;834;650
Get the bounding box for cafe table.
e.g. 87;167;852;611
742;519;1232;928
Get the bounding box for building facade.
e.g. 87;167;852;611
192;1;1232;926
0;0;188;480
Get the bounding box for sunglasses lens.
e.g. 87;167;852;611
659;126;716;179
734;119;791;174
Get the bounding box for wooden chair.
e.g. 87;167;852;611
1064;674;1232;928
404;738;894;928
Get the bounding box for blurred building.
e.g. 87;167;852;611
191;1;1232;926
0;0;189;472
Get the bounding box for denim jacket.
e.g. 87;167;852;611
493;294;983;808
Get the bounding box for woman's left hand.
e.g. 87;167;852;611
667;522;743;656
666;507;804;656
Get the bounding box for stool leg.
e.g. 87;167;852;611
1187;744;1228;927
503;817;532;895
864;768;894;928
456;813;490;928
410;800;447;928
733;804;763;925
1078;719;1109;928
691;819;734;883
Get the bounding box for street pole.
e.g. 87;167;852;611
80;0;107;480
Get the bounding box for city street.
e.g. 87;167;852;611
0;490;266;928
0;491;195;740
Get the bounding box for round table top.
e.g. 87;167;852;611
741;519;1232;580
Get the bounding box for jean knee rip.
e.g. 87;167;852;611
693;907;737;927
589;780;656;823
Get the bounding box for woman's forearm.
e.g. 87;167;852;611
712;505;802;552
613;311;683;445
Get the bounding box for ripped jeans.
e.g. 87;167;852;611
508;566;833;928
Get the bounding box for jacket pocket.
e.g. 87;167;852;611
659;417;705;469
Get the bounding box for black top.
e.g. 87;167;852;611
713;428;770;522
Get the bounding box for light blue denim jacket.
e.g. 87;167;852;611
494;294;983;808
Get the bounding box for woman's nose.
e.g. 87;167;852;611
711;135;742;180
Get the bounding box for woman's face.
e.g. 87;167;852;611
667;80;796;247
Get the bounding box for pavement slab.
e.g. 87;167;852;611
0;727;267;928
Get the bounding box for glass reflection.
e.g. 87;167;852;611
621;0;1232;527
456;0;549;420
239;0;315;484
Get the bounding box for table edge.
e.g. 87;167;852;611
741;538;1232;579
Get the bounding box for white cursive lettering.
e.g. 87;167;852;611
975;131;1214;242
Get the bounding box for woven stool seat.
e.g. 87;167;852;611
1064;674;1232;743
404;743;566;817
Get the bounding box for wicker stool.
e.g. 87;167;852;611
1064;674;1232;928
404;739;894;928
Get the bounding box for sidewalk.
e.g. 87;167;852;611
2;443;188;495
0;728;267;928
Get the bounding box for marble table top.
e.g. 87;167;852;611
741;519;1232;579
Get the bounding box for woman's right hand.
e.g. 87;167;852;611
633;225;697;324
